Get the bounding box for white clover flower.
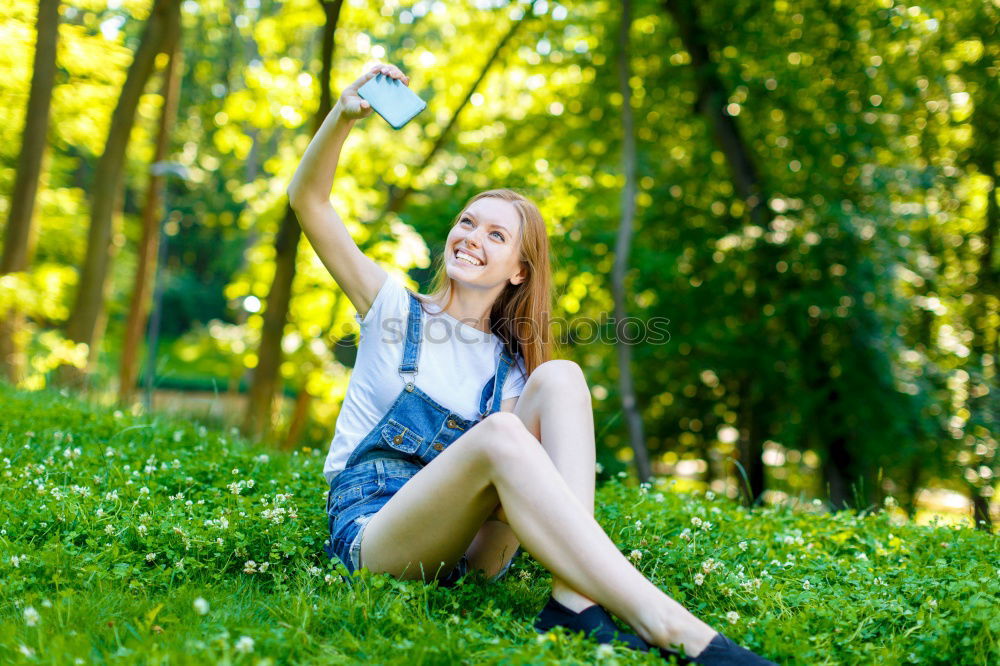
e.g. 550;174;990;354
234;636;254;654
104;524;115;535
324;574;335;585
137;525;148;537
694;573;705;586
635;520;643;531
12;555;21;568
629;549;643;562
927;598;937;609
700;521;713;531
232;468;240;476
802;579;811;590
244;560;257;574
739;541;748;551
24;606;40;626
705;490;715;500
691;516;703;527
679;528;692;541
308;566;322;577
654;493;665;502
701;558;717;574
193;597;209;615
596;643;615;658
41;599;52;608
139;487;150;496
19;645;35;658
726;611;739;624
258;561;269;572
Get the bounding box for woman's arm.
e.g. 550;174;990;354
286;63;409;319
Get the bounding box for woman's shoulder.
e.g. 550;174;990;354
355;271;413;327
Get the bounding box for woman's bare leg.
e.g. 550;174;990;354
463;360;599;605
513;360;598;611
359;412;718;657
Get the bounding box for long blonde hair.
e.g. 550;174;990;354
415;189;555;375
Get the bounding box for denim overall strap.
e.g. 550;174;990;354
478;347;515;417
398;291;422;386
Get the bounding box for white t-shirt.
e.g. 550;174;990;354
323;273;528;484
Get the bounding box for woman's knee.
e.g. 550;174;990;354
468;412;537;468
526;359;589;403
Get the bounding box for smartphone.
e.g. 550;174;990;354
357;72;427;130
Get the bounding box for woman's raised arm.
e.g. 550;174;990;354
286;63;409;319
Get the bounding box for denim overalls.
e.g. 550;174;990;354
323;289;521;584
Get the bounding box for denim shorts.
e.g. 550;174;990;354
324;458;519;585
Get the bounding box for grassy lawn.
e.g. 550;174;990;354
1;384;997;665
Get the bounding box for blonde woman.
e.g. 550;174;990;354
289;63;775;665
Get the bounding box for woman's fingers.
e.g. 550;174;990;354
367;63;410;85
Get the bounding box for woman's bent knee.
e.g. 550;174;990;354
476;412;538;468
528;359;589;403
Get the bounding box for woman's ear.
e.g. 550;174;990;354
510;261;528;286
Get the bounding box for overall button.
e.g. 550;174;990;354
405;382;414;392
446;418;457;428
433;442;444;451
393;435;403;444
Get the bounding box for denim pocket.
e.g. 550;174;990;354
380;419;424;455
330;480;382;515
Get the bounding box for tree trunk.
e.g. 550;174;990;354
60;0;180;388
737;378;766;504
280;388;313;451
663;0;774;496
661;0;767;225
118;13;183;405
610;0;651;482
243;0;344;439
0;0;61;383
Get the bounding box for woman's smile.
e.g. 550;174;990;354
453;248;485;267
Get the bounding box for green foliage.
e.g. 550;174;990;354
0;0;995;511
1;384;998;665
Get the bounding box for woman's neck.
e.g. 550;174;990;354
436;283;503;334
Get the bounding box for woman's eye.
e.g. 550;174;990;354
460;217;503;240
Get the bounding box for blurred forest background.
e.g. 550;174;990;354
0;0;996;529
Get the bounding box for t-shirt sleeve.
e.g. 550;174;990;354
354;272;410;338
501;353;529;400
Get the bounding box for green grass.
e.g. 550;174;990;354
1;384;997;665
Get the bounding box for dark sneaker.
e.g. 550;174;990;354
662;632;777;665
533;596;657;653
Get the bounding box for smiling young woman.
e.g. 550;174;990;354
286;61;775;666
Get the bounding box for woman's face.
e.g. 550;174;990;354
444;197;525;289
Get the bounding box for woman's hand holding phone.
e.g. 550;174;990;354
338;63;411;121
